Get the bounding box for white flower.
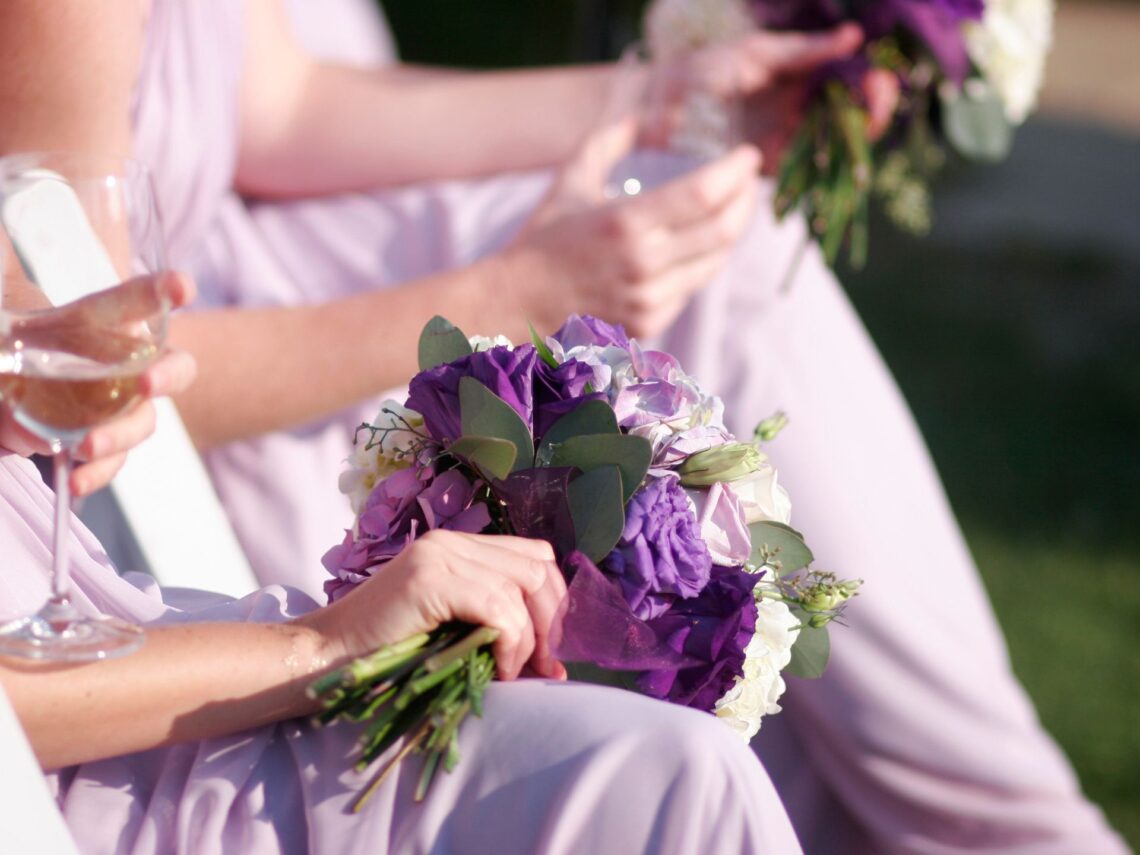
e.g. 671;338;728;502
469;334;514;352
728;464;792;525
715;596;801;740
645;0;754;60
338;400;424;515
963;0;1054;124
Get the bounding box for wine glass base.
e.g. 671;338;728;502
0;613;144;661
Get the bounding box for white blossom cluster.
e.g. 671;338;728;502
964;0;1054;124
714;594;801;740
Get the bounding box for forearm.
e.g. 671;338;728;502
237;61;615;198
0;1;140;157
1;620;333;769
169;253;539;449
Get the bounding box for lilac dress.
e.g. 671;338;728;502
131;0;1126;852
0;451;800;854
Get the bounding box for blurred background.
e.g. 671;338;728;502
380;0;1139;844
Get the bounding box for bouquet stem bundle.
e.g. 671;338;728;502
309;624;499;808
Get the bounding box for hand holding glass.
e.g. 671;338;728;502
0;152;168;660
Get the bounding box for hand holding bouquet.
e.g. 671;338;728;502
312;315;860;805
644;0;1054;267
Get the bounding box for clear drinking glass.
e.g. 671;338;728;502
0;152;168;660
604;40;743;199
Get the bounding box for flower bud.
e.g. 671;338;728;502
801;578;863;613
678;442;766;487
753;411;789;443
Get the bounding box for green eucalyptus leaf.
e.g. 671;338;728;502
942;85;1013;163
749;521;814;575
785;604;830;679
447;436;517;481
535;400;620;466
546;433;651;503
567;465;625;563
458;377;534;472
417;315;473;371
528;321;560;370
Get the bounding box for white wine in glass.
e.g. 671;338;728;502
0;152;169;661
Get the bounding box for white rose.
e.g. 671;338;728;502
715;597;800;740
728;464;792;525
963;0;1054;124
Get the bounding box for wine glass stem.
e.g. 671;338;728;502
50;450;74;608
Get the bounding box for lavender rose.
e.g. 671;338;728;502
406;345;538;444
552;314;631;350
602;475;712;620
637;566;760;711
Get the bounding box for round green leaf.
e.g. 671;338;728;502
748;521;814;574
418;315;473;371
458;377;534;472
568;466;625;562
942;85;1013;163
784;605;830;679
447;436;517;481
546;433;651;503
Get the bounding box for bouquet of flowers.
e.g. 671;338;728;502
311;315;859;806
645;0;1054;267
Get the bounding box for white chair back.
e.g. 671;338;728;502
0;685;81;855
2;172;258;598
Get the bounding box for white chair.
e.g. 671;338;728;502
3;172;259;598
0;685;80;855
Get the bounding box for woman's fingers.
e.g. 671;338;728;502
70;451;129;497
651;173;759;269
69;400;158;495
138;347;197;398
626;144;760;232
523;561;570;679
739;24;863;83
407;532;558;680
862;67;901;140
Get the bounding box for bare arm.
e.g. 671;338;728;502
236;0;616;198
0;0;141;157
2;619;326;769
169;255;514;448
1;531;566;769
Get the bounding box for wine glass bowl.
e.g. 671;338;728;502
0;152;168;660
604;40;743;200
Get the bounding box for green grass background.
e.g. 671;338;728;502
380;2;1140;844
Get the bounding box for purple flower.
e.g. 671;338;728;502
637;566;760;712
406;345;538;444
552;315;630;350
533;357;605;442
751;0;978;83
602;475;712;620
322;463;491;602
608;341;729;467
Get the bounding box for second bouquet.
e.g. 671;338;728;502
313;314;859;806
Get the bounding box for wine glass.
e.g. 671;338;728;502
604;40;743;200
0;152;168;660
